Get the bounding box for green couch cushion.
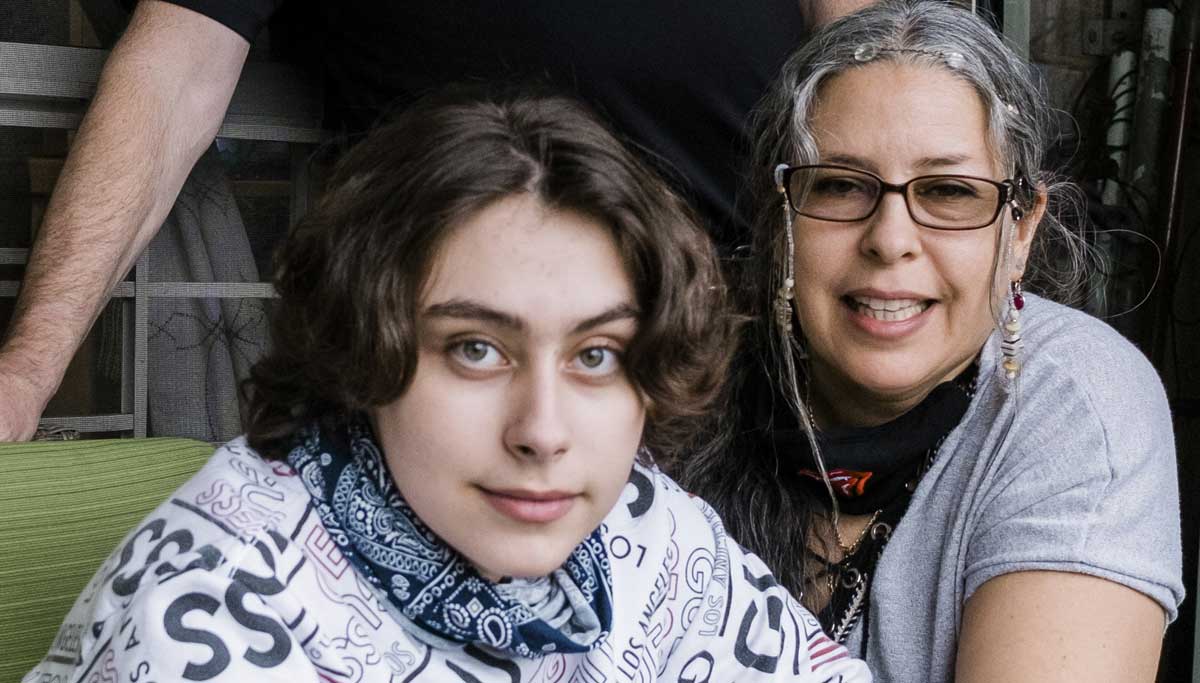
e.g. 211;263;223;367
0;438;215;682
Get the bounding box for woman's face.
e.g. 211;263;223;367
372;194;645;580
791;61;1034;427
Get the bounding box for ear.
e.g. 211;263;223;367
1009;184;1047;280
639;389;655;413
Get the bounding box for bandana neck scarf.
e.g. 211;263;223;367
771;363;977;515
286;419;613;658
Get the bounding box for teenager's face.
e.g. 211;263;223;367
372;194;644;580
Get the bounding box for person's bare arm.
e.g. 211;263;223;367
956;571;1166;682
802;0;879;27
0;0;249;440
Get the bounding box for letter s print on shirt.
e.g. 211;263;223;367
106;519;195;597
162;592;233;680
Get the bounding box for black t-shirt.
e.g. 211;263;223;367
158;0;807;250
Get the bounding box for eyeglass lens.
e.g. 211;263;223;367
788;166;1003;229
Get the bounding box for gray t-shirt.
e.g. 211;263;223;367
845;294;1184;681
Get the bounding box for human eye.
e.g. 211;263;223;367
812;175;872;197
447;339;508;370
917;178;982;200
569;345;622;377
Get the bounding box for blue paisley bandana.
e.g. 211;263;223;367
286;419;613;658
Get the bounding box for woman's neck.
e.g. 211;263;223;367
807;370;921;430
806;350;981;429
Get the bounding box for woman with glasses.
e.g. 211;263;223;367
672;2;1183;681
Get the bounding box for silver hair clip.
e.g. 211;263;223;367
853;44;880;62
852;44;966;70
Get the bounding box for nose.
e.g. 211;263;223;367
859;191;923;264
503;363;571;461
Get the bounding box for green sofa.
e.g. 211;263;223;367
0;438;215;681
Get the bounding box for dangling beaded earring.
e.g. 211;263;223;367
775;210;796;335
1001;279;1024;379
774;164;796;335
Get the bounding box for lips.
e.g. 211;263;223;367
837;290;937;340
480;487;578;524
846;295;931;322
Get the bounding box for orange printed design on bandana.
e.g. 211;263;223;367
799;468;874;498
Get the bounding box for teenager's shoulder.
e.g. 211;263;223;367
604;467;874;682
23;439;329;682
164;437;314;528
602;463;734;558
88;437;315;584
611;462;714;522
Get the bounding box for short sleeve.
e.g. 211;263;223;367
963;329;1183;621
146;0;283;42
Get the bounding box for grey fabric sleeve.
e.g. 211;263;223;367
962;315;1183;621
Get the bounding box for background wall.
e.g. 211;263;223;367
1030;2;1198;680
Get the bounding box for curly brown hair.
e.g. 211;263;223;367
243;85;738;462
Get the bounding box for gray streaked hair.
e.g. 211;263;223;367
753;0;1088;371
672;0;1091;603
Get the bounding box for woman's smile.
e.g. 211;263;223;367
841;290;936;339
845;295;931;322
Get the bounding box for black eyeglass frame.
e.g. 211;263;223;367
774;163;1025;231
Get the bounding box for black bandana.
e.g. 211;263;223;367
759;363;977;644
770;365;976;514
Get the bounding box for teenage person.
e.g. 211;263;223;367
25;88;871;683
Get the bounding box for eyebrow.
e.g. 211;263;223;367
822;153;877;171
913;154;976;170
423;299;640;335
570;303;640;335
424;300;524;331
822;153;977;173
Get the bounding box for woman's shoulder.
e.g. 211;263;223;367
1020;295;1160;385
963;295;1176;530
949;297;1183;620
1012;294;1169;433
957;295;1176;524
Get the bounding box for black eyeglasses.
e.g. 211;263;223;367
775;164;1021;231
